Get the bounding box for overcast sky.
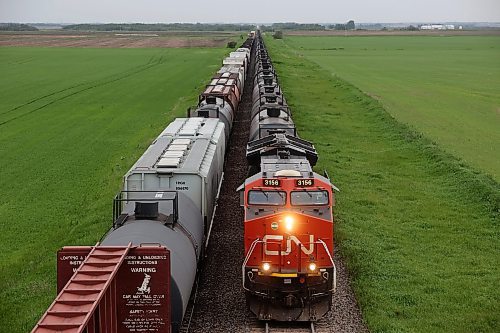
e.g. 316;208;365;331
0;0;499;23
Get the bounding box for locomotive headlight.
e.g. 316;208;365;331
308;262;317;272
284;215;294;231
262;262;271;272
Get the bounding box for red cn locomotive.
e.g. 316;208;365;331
239;139;336;321
241;32;336;323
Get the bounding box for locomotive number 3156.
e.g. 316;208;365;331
296;179;314;187
263;179;281;186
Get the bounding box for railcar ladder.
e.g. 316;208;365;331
31;243;132;333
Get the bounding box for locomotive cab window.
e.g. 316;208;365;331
248;190;286;205
291;190;329;206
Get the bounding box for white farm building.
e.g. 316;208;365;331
420;24;456;30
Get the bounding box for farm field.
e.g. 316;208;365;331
283;35;500;181
0;30;240;48
0;46;229;332
265;36;499;332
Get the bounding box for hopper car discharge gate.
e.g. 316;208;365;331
31;243;171;333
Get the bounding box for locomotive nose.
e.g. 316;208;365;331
284;215;294;231
267;213;301;234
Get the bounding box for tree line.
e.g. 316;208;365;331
0;23;38;31
262;21;356;32
63;23;257;32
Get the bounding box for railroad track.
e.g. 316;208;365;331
245;316;332;333
179;39;255;333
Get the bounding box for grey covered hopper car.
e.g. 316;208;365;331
102;117;227;330
124;117;226;226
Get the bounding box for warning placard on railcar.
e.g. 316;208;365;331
118;248;170;332
57;246;171;333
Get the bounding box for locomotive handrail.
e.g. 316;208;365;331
242;238;261;292
243;238;335;276
243;238;337;296
314;239;336;292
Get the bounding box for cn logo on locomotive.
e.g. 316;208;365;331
262;234;314;256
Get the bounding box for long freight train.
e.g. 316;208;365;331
32;34;256;333
239;32;337;322
31;31;337;333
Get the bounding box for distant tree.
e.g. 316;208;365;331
346;20;355;30
0;23;38;31
273;30;283;39
227;41;237;48
407;25;419;31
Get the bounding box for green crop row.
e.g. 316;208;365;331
0;46;228;332
265;36;499;333
284;35;500;181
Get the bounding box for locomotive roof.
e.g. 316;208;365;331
260;157;314;178
126;118;224;175
238;158;332;191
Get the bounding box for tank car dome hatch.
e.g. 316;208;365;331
275;169;302;177
267;107;281;117
134;201;159;219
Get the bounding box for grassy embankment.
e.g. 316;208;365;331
285;35;500;181
0;46;228;332
266;36;499;333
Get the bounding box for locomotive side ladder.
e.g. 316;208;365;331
31;243;132;333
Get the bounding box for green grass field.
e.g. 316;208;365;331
265;36;499;333
283;35;500;181
0;46;229;332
